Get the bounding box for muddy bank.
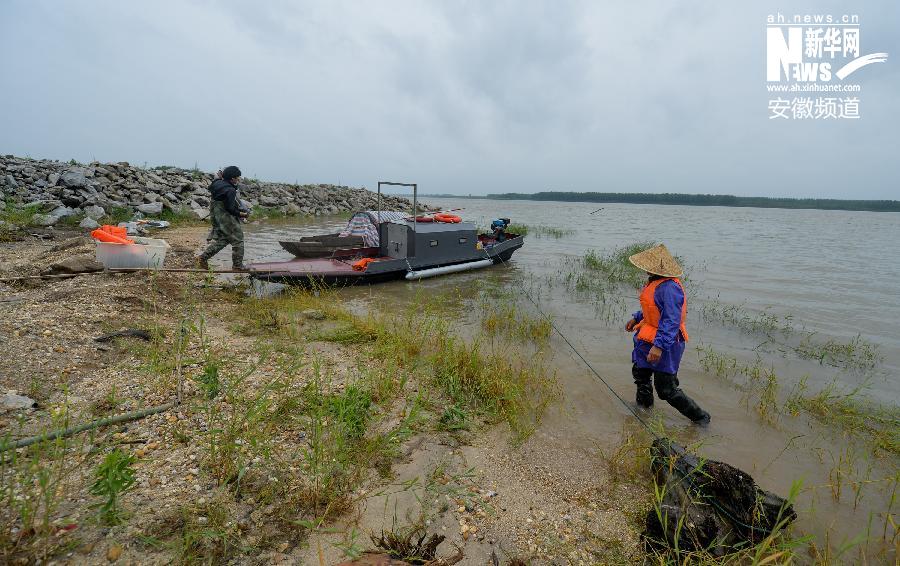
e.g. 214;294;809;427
0;226;652;565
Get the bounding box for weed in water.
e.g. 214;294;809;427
505;223;574;238
787;381;899;455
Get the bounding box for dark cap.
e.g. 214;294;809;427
222;165;241;180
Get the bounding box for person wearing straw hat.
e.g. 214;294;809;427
625;244;710;424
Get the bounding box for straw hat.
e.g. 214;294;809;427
628;244;683;278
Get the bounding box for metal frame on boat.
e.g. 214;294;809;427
248;181;523;285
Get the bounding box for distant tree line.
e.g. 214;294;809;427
484;192;900;212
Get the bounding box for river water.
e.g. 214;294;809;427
235;198;899;560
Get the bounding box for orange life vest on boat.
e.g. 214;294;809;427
634;278;689;344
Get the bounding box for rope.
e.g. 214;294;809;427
487;246;784;537
487;248;660;435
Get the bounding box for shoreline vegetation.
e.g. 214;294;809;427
2;222;897;561
406;192;900;213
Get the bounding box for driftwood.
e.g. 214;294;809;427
94;329;153;342
643;438;796;556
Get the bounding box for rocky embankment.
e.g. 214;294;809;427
0;155;416;228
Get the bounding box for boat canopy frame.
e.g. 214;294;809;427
376;181;418;231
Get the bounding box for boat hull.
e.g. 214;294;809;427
251;234;523;286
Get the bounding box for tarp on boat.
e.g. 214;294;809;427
338;210;409;247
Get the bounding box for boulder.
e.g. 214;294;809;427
49;206;76;218
44;255;104;275
137;202;163;215
4;174;17;188
32;213;59;226
79;217;100;229
1;393;37;410
59;168;91;188
83;205;105;219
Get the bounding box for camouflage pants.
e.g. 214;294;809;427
200;200;244;267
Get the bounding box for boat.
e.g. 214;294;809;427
249;182;523;286
277;210;408;258
279;234;364;258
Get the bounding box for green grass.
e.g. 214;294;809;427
89;449;137;526
505;223;574;238
700;300;882;371
697;345;898;455
479;301;552;342
582;241;658;288
236;286;558;441
0;200;45;234
785;380;899;455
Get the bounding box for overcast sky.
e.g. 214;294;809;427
1;1;897;199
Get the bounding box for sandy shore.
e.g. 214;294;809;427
0;226;646;565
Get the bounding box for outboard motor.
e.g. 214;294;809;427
491;218;510;242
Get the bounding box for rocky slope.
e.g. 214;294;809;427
0;155;418;226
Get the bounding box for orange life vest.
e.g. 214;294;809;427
634;278;689;344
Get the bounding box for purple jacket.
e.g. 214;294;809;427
631;279;686;374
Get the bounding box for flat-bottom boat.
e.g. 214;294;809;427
249;182;523;286
278;234;364;258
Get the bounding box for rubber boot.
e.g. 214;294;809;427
632;365;655;408
654;372;710;424
232;242;245;271
665;390;710;424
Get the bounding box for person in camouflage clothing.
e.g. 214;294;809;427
198;165;247;270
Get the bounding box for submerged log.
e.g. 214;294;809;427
643;438;796;556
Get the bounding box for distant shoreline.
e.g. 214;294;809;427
388;192;900;213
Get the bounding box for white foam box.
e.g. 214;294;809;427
95;236;171;269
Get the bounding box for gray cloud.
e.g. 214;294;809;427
0;0;897;198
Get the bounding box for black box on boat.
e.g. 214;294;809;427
379;221;483;268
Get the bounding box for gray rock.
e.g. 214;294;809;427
47;172;60;185
59;168;91;188
192;208;210;220
83;205;105;219
45;255;104;274
144;192;160;202
4;174;16;188
49;206;76;218
137;202;163;215
79;217;100;229
32;213;59;226
301;309;326;321
1;393;37;410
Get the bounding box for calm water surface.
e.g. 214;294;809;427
233;198;898;558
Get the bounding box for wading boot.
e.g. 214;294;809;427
197;257;209;270
632;365;655;408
